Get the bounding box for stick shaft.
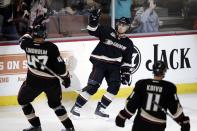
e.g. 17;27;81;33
34;57;64;82
153;101;181;126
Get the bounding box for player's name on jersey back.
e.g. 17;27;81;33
146;85;163;93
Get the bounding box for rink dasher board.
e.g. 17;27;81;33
0;34;197;106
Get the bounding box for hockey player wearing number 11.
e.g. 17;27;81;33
115;61;190;131
17;15;75;131
70;8;134;118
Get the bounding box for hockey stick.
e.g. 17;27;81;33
152;101;181;126
34;57;64;82
33;57;84;92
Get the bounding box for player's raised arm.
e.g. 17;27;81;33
86;8;102;37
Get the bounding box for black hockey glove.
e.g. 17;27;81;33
115;109;132;127
21;2;28;10
89;8;101;27
32;14;48;27
175;114;190;131
121;68;132;86
61;72;71;88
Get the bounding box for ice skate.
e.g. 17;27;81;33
94;102;109;118
23;126;42;131
61;127;75;131
70;105;81;117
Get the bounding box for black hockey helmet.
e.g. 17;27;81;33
153;61;167;76
117;17;131;25
116;17;131;33
32;24;46;38
32;14;48;38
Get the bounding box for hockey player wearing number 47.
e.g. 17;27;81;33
115;61;190;131
17;15;75;131
70;9;134;118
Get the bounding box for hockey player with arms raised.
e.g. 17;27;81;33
70;8;134;118
17;15;75;131
115;61;190;131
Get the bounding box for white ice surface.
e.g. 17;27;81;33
0;94;197;131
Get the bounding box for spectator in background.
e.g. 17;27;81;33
94;0;111;14
29;0;50;26
0;9;3;40
0;0;19;41
18;0;50;26
131;0;159;33
61;0;89;15
115;0;133;24
49;0;64;12
193;19;197;30
14;0;30;36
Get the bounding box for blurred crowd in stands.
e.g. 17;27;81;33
0;0;197;41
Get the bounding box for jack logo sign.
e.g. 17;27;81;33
145;44;191;71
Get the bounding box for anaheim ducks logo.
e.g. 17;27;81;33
131;45;141;74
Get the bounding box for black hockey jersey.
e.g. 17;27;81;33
19;34;66;78
125;79;183;126
87;25;134;69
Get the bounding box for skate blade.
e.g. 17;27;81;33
69;113;80;120
70;113;94;120
93;114;110;120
